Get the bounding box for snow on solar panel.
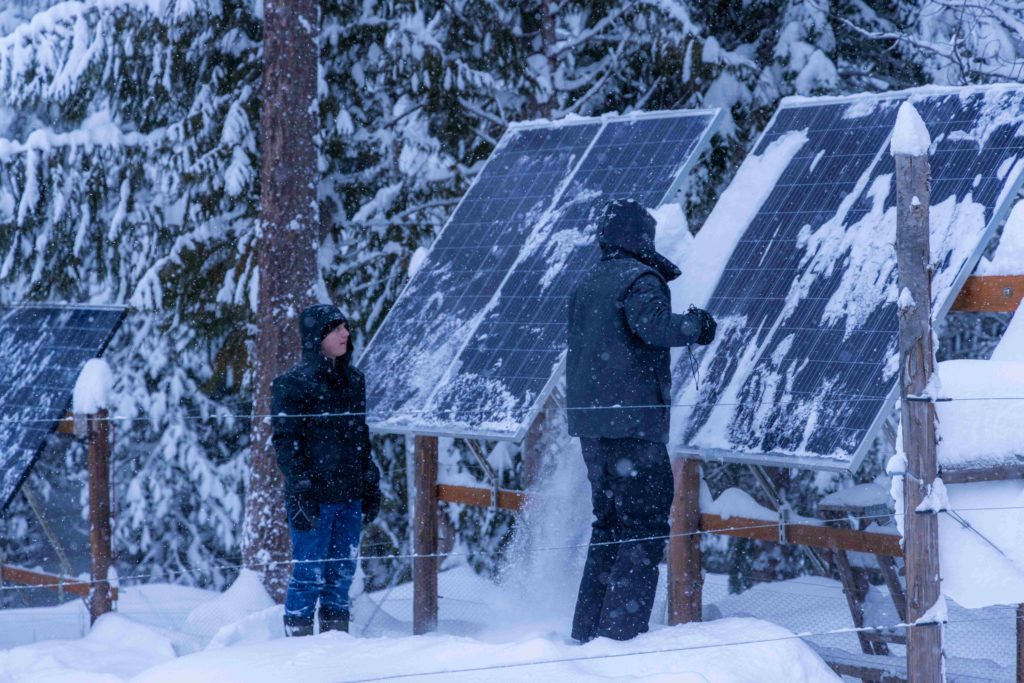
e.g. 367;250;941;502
0;305;125;510
361;109;722;440
670;85;1024;471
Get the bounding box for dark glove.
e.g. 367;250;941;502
690;306;717;345
286;479;318;532
362;490;381;523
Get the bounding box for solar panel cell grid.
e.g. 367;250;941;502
361;110;722;439
426;115;719;433
671;86;1024;470
0;306;125;510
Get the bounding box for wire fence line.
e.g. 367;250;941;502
340;611;1024;683
4;500;1023;595
9;392;1024;427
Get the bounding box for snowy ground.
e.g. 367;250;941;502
0;566;1016;682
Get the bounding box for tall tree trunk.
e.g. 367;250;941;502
243;0;320;602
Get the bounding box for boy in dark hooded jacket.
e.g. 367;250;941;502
567;199;716;643
272;304;381;636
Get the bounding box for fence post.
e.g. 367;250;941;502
894;106;943;683
1017;604;1024;683
87;409;113;623
413;435;438;634
668;457;702;625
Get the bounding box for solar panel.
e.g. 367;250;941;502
670;86;1024;471
0;305;126;510
361;110;722;440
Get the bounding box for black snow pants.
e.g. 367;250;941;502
572;437;674;642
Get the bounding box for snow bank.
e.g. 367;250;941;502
182;570;275;642
978;200;1024;276
0;613;175;682
132;617;839;683
206;606;283;651
889;101;931;157
888;335;1024;608
929;359;1024;469
73;357;113;414
991;299;1024;362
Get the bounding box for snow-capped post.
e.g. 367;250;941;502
413;435;439;634
242;0;322;601
74;359;114;622
668;458;702;625
892;101;943;683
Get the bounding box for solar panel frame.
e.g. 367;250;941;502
671;84;1024;472
0;303;126;511
506;110;724;445
358;117;605;438
360;108;724;442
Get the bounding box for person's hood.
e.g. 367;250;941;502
299;304;350;365
597;199;681;282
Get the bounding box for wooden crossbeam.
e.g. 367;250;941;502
939;463;1024;484
1;564;118;601
432;483;902;556
700;513;903;556
952;275;1024;312
436;484;526;511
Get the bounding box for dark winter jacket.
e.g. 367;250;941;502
271;304;381;521
567;200;707;443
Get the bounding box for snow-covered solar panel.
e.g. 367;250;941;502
671;86;1024;471
362;109;722;440
0;305;125;510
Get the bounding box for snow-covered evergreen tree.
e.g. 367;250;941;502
0;0;260;588
3;0;1024;594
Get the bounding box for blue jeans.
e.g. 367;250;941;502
284;500;362;621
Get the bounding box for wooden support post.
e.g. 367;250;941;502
87;410;113;623
413;435;438;634
668;457;702;625
1017;603;1024;683
894;126;943;683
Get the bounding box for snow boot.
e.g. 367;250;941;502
318;607;349;633
284;614;314;637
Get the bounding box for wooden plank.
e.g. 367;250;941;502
55;414;75;435
668;458;702;625
88;410;113;622
878;554;908;624
700;513;903;556
951;275;1024;312
895;148;942;683
413;435;439;635
430;483;904;556
436;484;526;511
1018;603;1024;683
834;548;887;656
940;463;1024;484
1;564;118;601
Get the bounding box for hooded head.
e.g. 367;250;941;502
299;304;350;364
596;199;681;282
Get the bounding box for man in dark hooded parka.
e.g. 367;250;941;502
567;199;716;643
272;304;381;636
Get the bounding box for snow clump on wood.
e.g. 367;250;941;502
890;101;931;157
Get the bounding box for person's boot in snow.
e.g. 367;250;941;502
319;606;349;633
284;614;314;637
